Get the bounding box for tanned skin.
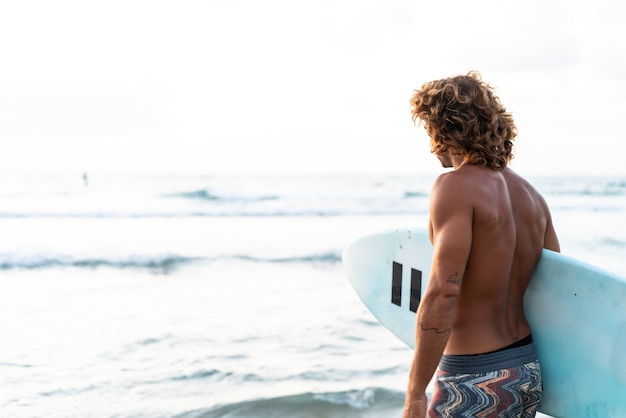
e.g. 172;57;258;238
403;153;560;418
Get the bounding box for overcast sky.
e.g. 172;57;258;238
1;0;625;176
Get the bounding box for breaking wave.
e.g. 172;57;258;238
177;388;404;418
0;251;342;272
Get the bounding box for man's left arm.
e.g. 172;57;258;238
403;175;473;417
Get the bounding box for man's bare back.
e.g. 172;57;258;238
432;164;560;355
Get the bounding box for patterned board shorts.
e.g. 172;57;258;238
428;342;543;418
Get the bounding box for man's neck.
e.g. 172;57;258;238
450;154;468;170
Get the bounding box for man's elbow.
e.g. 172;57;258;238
425;285;461;308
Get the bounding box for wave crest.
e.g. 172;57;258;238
0;254;198;273
0;251;342;273
178;388;404;418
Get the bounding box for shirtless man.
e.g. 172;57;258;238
403;72;560;418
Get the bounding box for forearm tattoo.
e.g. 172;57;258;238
419;322;451;334
446;272;461;285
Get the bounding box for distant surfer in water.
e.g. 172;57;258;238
403;71;560;418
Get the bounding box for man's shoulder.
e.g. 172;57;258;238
431;169;481;202
432;170;464;190
433;165;487;189
430;169;478;221
501;168;542;196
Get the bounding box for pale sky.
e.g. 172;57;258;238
1;0;625;176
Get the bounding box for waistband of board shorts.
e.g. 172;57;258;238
438;340;539;374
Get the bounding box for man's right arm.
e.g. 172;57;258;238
541;197;560;252
544;218;560;252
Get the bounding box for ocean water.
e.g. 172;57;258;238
1;171;625;418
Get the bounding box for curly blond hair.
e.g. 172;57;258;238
410;71;517;170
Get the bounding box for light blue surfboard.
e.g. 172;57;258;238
342;227;626;418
